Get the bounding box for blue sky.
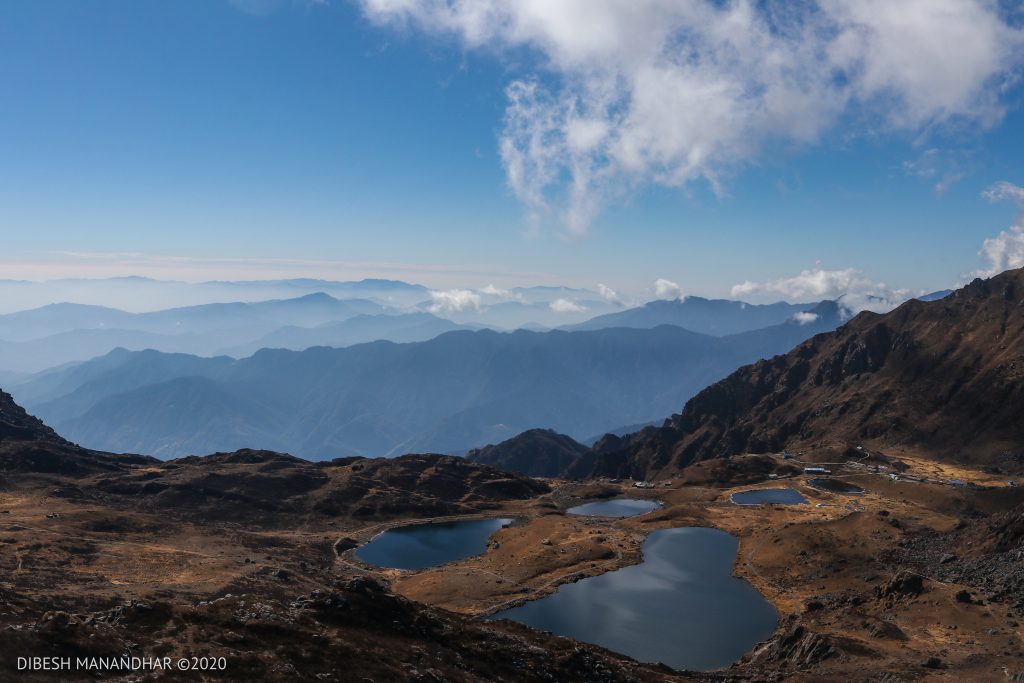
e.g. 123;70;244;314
1;0;1023;302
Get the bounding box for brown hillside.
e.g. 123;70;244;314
589;269;1024;479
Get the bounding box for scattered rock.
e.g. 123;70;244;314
876;571;924;604
867;620;906;640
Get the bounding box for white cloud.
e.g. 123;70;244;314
479;283;508;296
597;283;619;303
477;283;523;301
791;311;820;325
654;278;683;300
976;225;1024;277
983;181;1024;206
428;288;482;313
975;182;1024;277
360;0;1024;233
731;267;910;316
549;298;587;313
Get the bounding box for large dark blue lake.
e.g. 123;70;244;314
491;527;778;671
567;498;661;518
356;517;513;570
731;488;807;505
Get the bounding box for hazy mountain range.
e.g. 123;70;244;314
566;297;827;335
220;312;476;358
0;293;384;372
11;301;843;459
0;277;430;314
0;279;848;373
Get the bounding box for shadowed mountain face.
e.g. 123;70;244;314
13;313;843;460
580;269;1024;479
0;389;155;474
0;388;66;445
466;429;590;478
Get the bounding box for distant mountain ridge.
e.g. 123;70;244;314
13;310;843;459
0;292;382;342
220;312;473;357
0;276;432;315
0;293;388;372
0;281;849;375
568;296;828;335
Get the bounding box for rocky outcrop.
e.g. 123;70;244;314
750;622;838;669
876;571;925;607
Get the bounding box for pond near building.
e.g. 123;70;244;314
807;478;864;494
730;488;808;505
491;527;779;671
356;517;514;570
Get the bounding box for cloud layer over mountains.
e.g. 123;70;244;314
731;267;910;316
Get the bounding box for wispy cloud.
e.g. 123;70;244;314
791;311;820;325
360;0;1024;233
983;181;1024;205
902;148;972;195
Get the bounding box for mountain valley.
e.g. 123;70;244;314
1;270;1023;681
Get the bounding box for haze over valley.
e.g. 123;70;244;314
3;275;862;457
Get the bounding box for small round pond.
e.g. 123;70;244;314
807;478;864;494
356;517;513;570
730;488;808;505
567;498;661;518
491;527;778;671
